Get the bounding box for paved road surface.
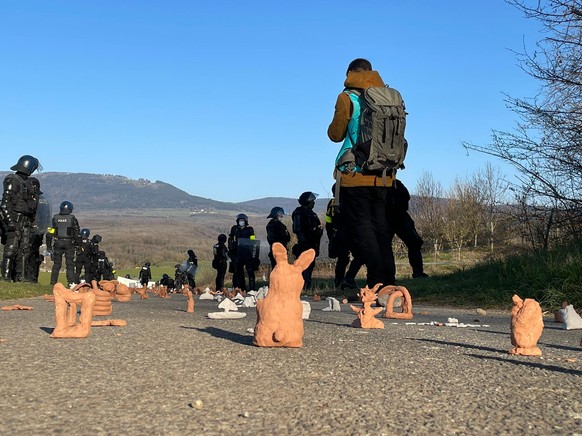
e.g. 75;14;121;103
0;293;580;435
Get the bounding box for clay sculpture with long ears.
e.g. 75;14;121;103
509;294;544;356
253;242;315;347
350;284;384;329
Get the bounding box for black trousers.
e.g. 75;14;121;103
50;238;76;285
340;186;395;287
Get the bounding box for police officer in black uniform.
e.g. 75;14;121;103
26;177;50;283
388;179;428;278
75;228;94;283
212;233;228;291
1;155;41;282
47;201;80;287
88;234;102;281
292;192;323;291
228;213;257;291
266;206;290;268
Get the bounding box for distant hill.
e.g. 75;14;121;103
0;172;329;215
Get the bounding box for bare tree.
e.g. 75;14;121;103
473;163;509;251
413;171;445;257
463;0;582;247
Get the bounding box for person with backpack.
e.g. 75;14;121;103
139;262;152;288
212;233;229;291
328;58;406;289
291;192;323;291
46;201;80;287
266;206;290;268
388;179;428;279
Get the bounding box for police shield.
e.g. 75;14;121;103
180;261;198;278
34;196;51;235
237;238;261;263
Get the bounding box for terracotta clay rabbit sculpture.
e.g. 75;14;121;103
253;242;315;347
509;294;544;356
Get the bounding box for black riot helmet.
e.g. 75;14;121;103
80;228;90;238
91;234;102;244
298;191;318;207
236;213;248;227
267;207;285;219
218;233;227;243
10;155;40;176
59;201;73;214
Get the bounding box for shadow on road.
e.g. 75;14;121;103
465;353;582;376
180;326;254;346
413;337;506;354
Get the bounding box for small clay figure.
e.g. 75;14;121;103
183;287;195;313
350;284;384;329
379;285;413;320
253;242;315;347
509;294;544;356
51;283;96;338
1;305;33;311
115;283;131;302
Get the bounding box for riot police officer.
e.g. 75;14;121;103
292;192;323;291
75;228;94;283
228;213;258;291
88;234;102;281
266;206;290;268
47;201;80;287
212;233;228;291
26;177;51;282
1;155;41;282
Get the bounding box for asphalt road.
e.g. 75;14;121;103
1;292;580;435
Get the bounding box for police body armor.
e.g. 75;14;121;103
53;214;75;239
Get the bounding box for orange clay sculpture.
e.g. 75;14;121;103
136;287;149;299
91;319;127;327
253;242;315;348
183;287;195;313
51;283;96;338
379;285;413;320
509;294;544;357
115;283;132;302
350;284;385;329
1;305;33;311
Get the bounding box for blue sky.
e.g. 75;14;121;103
1;1;543;202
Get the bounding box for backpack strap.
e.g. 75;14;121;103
333;168;342;206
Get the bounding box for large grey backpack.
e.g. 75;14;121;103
351;86;408;175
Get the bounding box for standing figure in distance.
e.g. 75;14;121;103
212;233;229;291
46;201;80;287
174;263;188;292
75;228;94;283
0;154;41;282
228;213;257;291
291;191;323;291
139;262;152;288
266;207;290;269
27;176;50;282
88;234;102;281
185;249;198;288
